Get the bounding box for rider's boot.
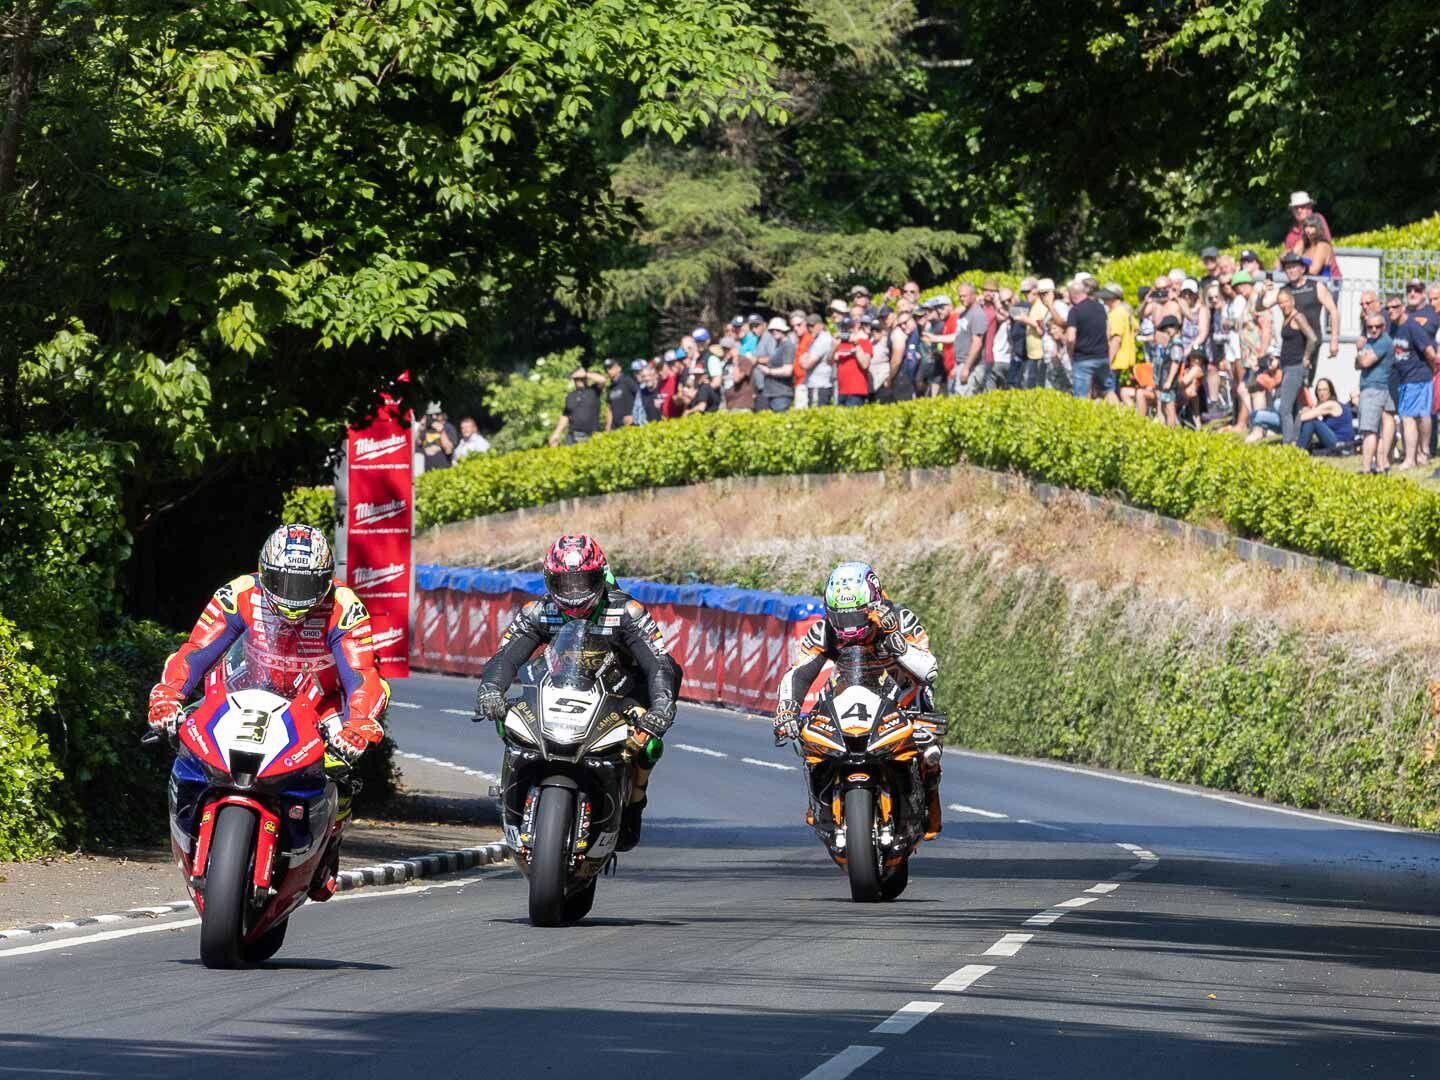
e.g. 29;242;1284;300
617;763;652;853
308;826;343;901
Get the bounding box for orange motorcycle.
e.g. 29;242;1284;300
796;648;945;902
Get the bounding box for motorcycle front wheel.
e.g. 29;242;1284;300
843;787;883;903
528;786;576;927
200;806;257;968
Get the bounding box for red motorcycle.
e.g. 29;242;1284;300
145;637;343;968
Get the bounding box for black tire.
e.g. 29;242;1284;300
240;919;288;965
200;806;256;969
562;878;597;923
879;857;910;902
844;787;882;903
528;786;575;927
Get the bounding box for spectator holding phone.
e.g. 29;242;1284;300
416;403;457;472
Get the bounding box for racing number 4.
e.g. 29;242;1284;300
840;701;870;725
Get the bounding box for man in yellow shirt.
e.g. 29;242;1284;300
1100;282;1138;407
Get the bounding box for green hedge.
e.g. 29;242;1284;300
280;484;337;541
415;392;1440;585
904;551;1439;831
0;615;64;860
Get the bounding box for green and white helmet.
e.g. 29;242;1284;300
824;561;883;643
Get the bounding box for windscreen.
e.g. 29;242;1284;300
217;630;318;702
543;621;613;691
829;646;889;694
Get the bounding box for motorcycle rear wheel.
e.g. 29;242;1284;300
528;786;576;927
200;806;257;969
844;788;883;903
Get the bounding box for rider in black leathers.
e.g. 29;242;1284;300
474;535;680;850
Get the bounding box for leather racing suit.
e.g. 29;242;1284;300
150;575;390;896
478;588;680;839
776;598;944;837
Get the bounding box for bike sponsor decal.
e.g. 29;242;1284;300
281;736;323;768
263;820;278;835
351;563;407;589
352;498;408;527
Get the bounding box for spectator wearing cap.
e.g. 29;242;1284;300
1151;315;1185;427
1262;250;1339;382
799;313;835;408
1065;278;1112;400
1099;283;1138;407
1198;246;1221;293
603;357;638;432
1008;278;1039;389
549;366;606;446
692;326;711;349
831;316;872;406
416;402;457;472
660;349;687;418
969;278;1002;394
920;295;959;396
1023;278;1066;390
740;315;764;357
1282;192;1332;258
1404;278;1439;337
1177;277;1208;357
954;284;990;395
849;285;871;314
1387;296;1439;470
755;317;797;412
1355;310;1396;473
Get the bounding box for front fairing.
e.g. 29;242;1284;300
169;751;334;863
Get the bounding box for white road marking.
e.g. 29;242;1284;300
800;1046;885;1080
1086;883;1120;895
674;743;728;758
1056;896;1098;909
982;933;1033;958
871;1000;942;1035
0;919;202;958
1110;870;1141;881
740;756;797;772
948;803;1007;819
932;963;996;993
440;708;471;716
953;749;1416;835
389;701;422;709
1023;908;1066;927
1116;842;1143;851
1016;818;1069;832
395;750;500;783
1129;861;1155;872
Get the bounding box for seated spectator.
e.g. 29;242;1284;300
1295;378;1353;454
1179;347;1206;427
452;416;490;460
1244;355;1286;442
1282;191;1332;256
1292;215;1341;281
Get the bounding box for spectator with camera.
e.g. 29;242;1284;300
416;403;457;472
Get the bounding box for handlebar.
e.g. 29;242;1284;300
140;729;167;747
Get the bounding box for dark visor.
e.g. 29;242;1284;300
262;566;329;605
829;608;870;631
549;567;604;602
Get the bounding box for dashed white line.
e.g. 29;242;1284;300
740;756;797;772
1086;883;1120;895
800;1045;885;1080
389;701;422;709
1015;818;1069;832
1055;896;1099;909
948;803;1007;819
674;743;728;758
1023;908;1067;927
440;708;471;716
931;963;996;993
395;751;499;783
871;1000;943;1035
982;933;1033;958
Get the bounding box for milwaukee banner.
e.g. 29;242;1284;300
345;402;413;678
410;566;824;709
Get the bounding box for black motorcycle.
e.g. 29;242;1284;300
797;648;944;902
495;621;651;926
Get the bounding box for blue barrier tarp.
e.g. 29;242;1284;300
414;564;822;622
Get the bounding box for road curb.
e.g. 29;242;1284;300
0;841;513;942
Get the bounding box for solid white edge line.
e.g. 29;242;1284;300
0;919;202;958
982;933;1033;958
951;749;1417;835
870;1000;943;1035
932;963;996;993
740;757;796;772
800;1045;885;1080
947;803;1007;819
674;743;728;758
1086;883;1120;894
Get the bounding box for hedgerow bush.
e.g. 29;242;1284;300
416;392;1440;584
280;484;338;541
0;616;63;860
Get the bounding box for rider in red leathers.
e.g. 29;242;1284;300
147;524;389;900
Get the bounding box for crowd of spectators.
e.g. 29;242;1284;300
414;402;490;474
539;190;1440;477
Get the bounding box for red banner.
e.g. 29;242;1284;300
346;402;413;679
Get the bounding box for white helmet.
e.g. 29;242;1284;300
258;524;334;621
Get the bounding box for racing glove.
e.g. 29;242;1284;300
474;684;509;732
634;710;673;740
773;700;800;746
147;684;184;735
326;724;369;766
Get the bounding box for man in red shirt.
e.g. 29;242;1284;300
833;316;873;405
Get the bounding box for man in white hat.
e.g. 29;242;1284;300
1284;191;1331;254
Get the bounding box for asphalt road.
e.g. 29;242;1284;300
4;671;1440;1079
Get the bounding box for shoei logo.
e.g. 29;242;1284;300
353;434;408;462
371;626;405;651
351;563;406;589
353;499;407;526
